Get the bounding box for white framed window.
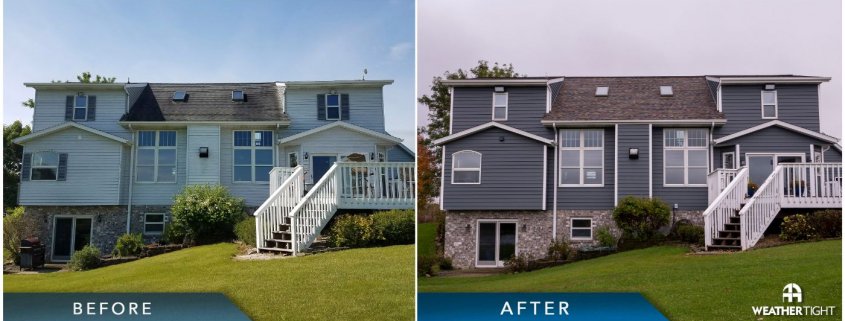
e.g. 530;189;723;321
143;213;166;235
234;130;274;182
136;131;177;183
288;152;298;167
476;220;518;267
73;94;88;120
325;94;340;120
31;151;59;181
663;128;708;186
559;129;604;186
492;92;508;120
570;218;593;240
761;91;778;119
451;150;481;184
722;152;736;169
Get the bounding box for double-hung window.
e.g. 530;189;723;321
492;92;508;120
31;151;59;180
559;129;604;186
234;130;273;182
452;150;481;184
136;131;176;183
325;94;340;120
73;95;88;121
761;91;778;119
664;128;708;186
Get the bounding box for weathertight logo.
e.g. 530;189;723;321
752;283;836;317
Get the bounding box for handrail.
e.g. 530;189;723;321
738;165;783;249
708;168;739;203
253;166;303;250
288;163;340;254
703;167;748;249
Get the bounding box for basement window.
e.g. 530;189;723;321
172;91;187;101
660;86;673;96
595;86;609;96
232;90;245;102
570;218;593;240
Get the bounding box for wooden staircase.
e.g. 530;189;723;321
708;210;741;250
262;217;294;253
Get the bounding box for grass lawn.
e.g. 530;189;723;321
6;243;414;321
420;240;841;321
417;223;436;257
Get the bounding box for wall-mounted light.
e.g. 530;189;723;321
97;215;102;223
522;224;527;232
629;148;639;159
304;152;309;160
499;136;505;142
329;89;338;95
465;224;471;232
764;84;776;90
370;152;375;160
199;147;209;158
494;86;505;93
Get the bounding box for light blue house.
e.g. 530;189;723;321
14;80;414;261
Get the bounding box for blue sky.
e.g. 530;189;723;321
4;0;416;146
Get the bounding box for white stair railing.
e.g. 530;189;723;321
708;168;740;203
253;166;304;250
288;163;340;254
739;166;783;250
337;162;416;209
703;167;748;249
269;167;297;195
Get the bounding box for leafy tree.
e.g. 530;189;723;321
4;121;31;209
77;71;116;83
21;99;34;109
417;60;520;204
416;131;437;210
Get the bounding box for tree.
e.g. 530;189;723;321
416;130;437;210
77;71;116;83
21;99;34;109
417;60;520;204
4;121;32;210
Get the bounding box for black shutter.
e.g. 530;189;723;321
57;153;68;181
317;94;326;120
87;96;96;121
341;94;350;120
65;96;74;121
21;153;31;181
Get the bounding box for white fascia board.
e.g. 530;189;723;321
278;121;403;145
713;77;831;84
283;80;394;88
713;120;840;145
119;121;290;128
24;83;127;90
432;122;554;146
14;122;130;145
440;79;551;86
541;119;727;126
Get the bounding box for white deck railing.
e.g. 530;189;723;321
337;162;416;209
269;167;298;195
738;166;783;250
708;168;740;203
780;163;842;208
253;166;304;250
289;163;340;254
703;167;748;250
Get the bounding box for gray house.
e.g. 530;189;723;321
14;80;414;262
434;75;842;269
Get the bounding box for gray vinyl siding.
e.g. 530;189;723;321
719;126;841;163
132;129;187;205
713;146;736;169
19;127;123;205
556;126;615;209
716;84;820;138
119;145;131;204
442;128;546;210
825;149;842;162
451;86;552;137
387;144;414;162
652;127;709;210
281;87;386;138
186;125;221;185
32;89;131;140
617;124;650;198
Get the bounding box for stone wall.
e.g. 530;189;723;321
129;205;172;244
24;206;127;261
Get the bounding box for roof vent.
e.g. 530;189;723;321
595;86;609;96
232;90;245;102
172;91;187;101
660;86;673;96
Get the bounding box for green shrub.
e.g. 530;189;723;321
596;226;617;247
780;214;816;241
69;245;101;271
327;214;375;247
808;209;841;238
418;255;441;276
160;221;188;245
3;207;35;264
235;217;257;247
371;209;415;245
171;185;246;244
612;196;670;241
547;239;570;261
505;252;537;273
112;233;144;257
438;256;453;270
675;224;704;245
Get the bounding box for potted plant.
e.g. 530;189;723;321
747;181;759;197
789;180;806;196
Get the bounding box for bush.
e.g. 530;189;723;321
371;209;414;245
112;233;144;257
3;207;35;264
160;221;188;245
438;256;453;270
418;255;441;276
547;239;570;261
69;245;102;271
675;224;704;245
596;226;617;247
808;209;841;238
780;214;816;241
327;214;375;247
171;185;246;244
505;253;537;273
612;196;670;241
235;217;257;247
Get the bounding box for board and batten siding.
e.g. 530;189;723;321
716;84;820;138
651;127;708;210
186;125;221;185
131;129;187;205
451;86;552;138
617;124;650;198
442;128;546;210
32;89;131;140
281;87;386;138
555;126;616;209
19;128;123;205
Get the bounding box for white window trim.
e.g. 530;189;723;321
761;90;778;119
73;95;88;121
663;128;709;187
451;150;481;185
30;151;59;181
569;217;593;241
475;219;519;268
136;131;177;184
325;94;341;121
143;213;166;235
559;129;605;187
722;151;736;169
492;92;508;121
233;130;274;183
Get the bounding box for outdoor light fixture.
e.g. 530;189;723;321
97;215;102;223
370;152;375;160
522;224;527;232
199;147;209;158
499;136;505;142
465;224;471;232
304;152;309;160
494;86;505;93
764;84;776;90
629;148;639;159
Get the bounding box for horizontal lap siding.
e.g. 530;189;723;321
132;130;187;205
652;127;708;210
717;84;820;138
724;126;840;162
556;126;615;209
33;90;131;140
20;128;123;205
186;125;221;185
452;86;552;137
617;124;650;198
387;145;414;162
288;126;385;185
443;128;545;210
281;87;386;138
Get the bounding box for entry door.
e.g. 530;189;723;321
312;156;337;182
748;155;774;187
52;217;93;261
477;222;517;267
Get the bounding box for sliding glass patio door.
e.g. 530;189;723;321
477;221;517;267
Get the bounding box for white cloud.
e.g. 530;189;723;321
388;42;413;61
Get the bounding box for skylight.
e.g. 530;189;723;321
172;91;187;101
232;90;245;102
595;86;609;96
660;86;673;96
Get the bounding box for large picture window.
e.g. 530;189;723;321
137;131;176;183
664;128;708;186
452;150;481;184
31;151;59;180
234;130;273;182
559;129;604;186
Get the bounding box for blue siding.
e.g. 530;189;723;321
652;127;709;210
555;127;616;209
451;86;552;137
617;124;650;198
718;126;841;164
716;84;820;138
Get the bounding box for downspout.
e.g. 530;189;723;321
821;145;830;163
552;123;558;240
710;122;715;172
126;126;134;234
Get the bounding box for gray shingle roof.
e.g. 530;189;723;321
121;83;287;122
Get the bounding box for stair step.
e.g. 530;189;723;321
261;247;294;253
729;216;740;224
708;244;741;250
718;231;740;237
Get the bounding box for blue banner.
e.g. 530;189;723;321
4;293;251;321
418;292;669;321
